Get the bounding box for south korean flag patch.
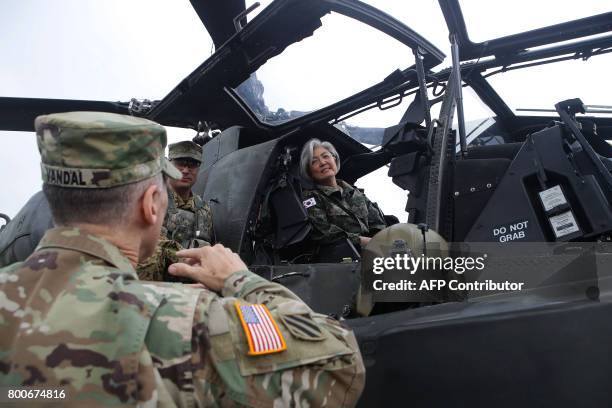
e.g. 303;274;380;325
303;197;316;209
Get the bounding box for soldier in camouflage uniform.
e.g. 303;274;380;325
300;138;387;249
0;112;365;407
138;141;214;281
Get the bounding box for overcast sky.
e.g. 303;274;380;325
1;0;609;221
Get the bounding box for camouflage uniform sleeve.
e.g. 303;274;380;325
306;192;361;246
137;237;182;281
365;196;387;236
204;202;215;244
136;345;177;406
195;270;365;407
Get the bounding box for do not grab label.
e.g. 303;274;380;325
492;220;529;243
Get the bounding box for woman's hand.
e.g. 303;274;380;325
359;236;371;247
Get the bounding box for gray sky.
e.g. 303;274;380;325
1;0;610;220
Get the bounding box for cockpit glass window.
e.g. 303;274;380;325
246;0;450;56
459;0;609;43
486;53;612;115
361;0;449;56
330;80;494;147
234;12;415;126
332;93;413;147
1;1;212;101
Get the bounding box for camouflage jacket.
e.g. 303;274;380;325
0;227;365;407
138;190;214;282
302;180;386;246
136;234;183;282
164;190;214;247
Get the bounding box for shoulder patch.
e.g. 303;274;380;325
234;302;287;355
279;313;326;341
303;197;316;209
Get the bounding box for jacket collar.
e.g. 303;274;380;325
316;179;352;198
36;227;136;276
170;189;194;209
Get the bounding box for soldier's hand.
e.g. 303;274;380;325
168;244;248;292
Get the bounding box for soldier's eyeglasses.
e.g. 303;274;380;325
172;159;200;169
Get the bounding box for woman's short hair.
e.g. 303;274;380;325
299;138;340;181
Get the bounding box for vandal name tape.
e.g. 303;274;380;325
41;158;161;188
42;164;106;187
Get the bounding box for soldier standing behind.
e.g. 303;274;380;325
0;112;365;407
138;140;214;281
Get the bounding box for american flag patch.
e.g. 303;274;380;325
235;302;287;355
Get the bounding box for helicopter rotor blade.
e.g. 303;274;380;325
0;97;130;132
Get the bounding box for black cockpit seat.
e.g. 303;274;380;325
253;150;320;265
268;173;311;249
258;175;363;264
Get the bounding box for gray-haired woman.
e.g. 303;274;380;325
300;138;386;249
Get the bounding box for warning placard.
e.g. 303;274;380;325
538;185;568;212
550;211;580;238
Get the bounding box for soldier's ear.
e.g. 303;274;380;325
141;183;164;226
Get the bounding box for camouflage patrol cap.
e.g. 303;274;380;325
168;141;203;163
35;111;181;188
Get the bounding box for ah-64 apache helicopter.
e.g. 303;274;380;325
2;0;612;406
